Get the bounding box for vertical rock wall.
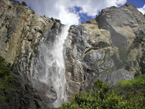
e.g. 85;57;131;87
64;4;145;100
0;0;145;108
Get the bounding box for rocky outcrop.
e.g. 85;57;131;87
0;0;61;108
0;0;56;65
0;0;145;108
65;4;145;99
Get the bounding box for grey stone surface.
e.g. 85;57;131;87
64;4;145;98
0;0;145;108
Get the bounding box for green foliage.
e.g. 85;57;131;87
115;74;145;97
142;52;145;59
116;80;133;91
22;1;27;6
140;51;145;74
129;36;142;50
51;22;57;29
50;18;61;29
104;67;116;73
8;5;11;9
114;74;145;108
55;19;61;23
0;56;15;99
60;78;145;109
133;35;143;48
68;29;71;33
0;56;5;62
0;57;10;78
134;69;141;77
60;80;118;108
50;17;54;21
129;30;144;50
118;30;144;71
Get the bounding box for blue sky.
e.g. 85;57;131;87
10;0;145;25
127;0;144;8
79;0;145;23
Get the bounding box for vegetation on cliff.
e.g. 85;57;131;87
0;56;15;106
0;56;45;108
115;74;145;97
60;75;145;109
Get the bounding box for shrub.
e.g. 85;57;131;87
115;74;145;94
0;56;4;63
116;80;133;91
0;56;10;78
51;22;57;29
60;78;145;109
0;56;14;95
8;5;11;9
0;56;19;108
55;19;61;23
50;17;54;21
22;1;27;6
133;35;143;48
129;31;144;49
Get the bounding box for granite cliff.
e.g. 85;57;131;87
0;0;145;108
65;4;145;99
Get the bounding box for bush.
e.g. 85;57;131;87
116;80;133;91
129;31;144;49
55;19;61;23
22;1;27;6
133;35;143;48
0;56;10;78
51;22;57;29
115;74;145;95
8;5;11;9
50;17;54;21
60;78;145;109
0;56;5;62
0;56;14;96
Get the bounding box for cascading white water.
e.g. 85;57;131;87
51;25;70;107
30;25;70;108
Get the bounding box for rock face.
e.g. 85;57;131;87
0;0;61;108
64;4;145;99
0;0;145;108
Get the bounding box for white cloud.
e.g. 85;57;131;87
137;5;145;14
76;0;127;16
16;0;127;25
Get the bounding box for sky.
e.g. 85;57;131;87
10;0;145;25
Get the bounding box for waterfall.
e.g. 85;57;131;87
51;25;70;107
30;25;70;108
